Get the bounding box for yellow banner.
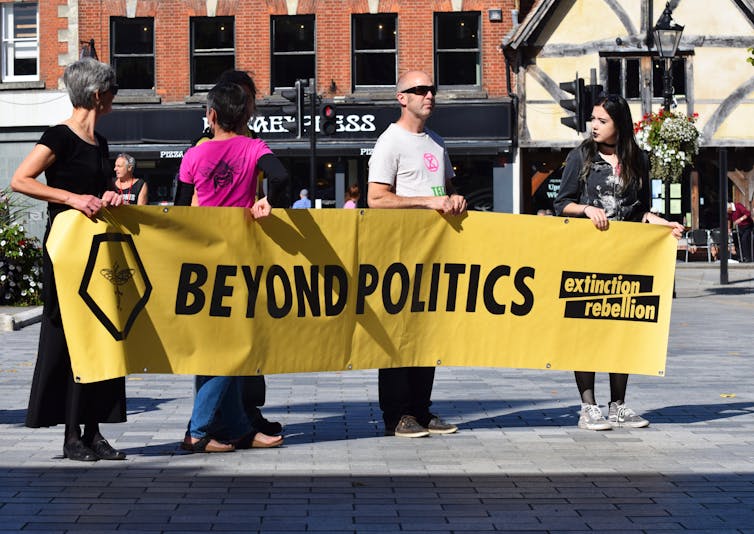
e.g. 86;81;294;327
47;207;677;383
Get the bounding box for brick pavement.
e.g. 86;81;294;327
0;265;753;533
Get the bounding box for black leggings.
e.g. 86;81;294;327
575;371;628;405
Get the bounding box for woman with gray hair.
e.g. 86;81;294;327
10;57;127;462
113;152;148;205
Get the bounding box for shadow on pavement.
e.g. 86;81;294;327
704;286;754;295
0;396;178;425
126;395;179;415
0;468;751;532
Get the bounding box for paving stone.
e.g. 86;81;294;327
0;265;753;531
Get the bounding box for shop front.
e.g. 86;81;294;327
97;101;514;210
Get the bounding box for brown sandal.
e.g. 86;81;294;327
180;435;235;453
233;433;284;449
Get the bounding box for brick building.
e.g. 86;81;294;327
1;0;531;238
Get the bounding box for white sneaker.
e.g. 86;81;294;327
578;404;612;431
608;402;649;428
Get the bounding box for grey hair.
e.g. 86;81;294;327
117;153;136;171
63;57;116;110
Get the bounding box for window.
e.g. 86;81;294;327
352;14;396;88
1;2;38;82
605;56;686;100
191;17;235;93
434;12;480;87
271;15;315;90
652;57;686;99
111;17;154;90
606;57;641;99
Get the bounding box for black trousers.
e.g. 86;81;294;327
241;375;267;421
378;366;435;430
737;226;753;262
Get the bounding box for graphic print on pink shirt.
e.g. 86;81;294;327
206;160;235;191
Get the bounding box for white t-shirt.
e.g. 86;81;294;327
368;123;454;198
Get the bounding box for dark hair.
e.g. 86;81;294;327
207;82;249;133
577;93;644;191
346;183;360;201
218;69;257;101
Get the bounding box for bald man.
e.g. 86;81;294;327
367;70;466;438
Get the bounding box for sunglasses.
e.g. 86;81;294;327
400;84;437;96
107;84;119;96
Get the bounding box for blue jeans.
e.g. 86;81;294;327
188;376;251;440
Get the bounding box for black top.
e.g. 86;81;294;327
38;125;110;220
554;148;651;223
113;177;146;205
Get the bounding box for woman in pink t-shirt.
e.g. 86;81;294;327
176;81;289;453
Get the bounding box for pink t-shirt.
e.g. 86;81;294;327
179;135;272;207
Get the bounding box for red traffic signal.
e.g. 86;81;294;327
320;103;337;136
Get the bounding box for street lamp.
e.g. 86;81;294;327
653;2;684;110
652;3;685;223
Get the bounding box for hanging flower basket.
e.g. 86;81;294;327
634;109;700;183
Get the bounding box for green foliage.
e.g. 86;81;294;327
0;188;43;305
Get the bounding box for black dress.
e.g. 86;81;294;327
25;125;127;428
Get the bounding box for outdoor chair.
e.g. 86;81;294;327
709;228;735;261
685;229;711;262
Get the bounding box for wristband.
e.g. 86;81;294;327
582;205;590;217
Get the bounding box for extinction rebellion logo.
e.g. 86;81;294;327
559;270;659;323
79;233;152;340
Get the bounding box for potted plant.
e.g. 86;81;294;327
0;188;43;306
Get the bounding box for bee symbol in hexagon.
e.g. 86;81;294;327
100;262;135;310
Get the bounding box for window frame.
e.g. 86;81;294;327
270;14;316;92
651;56;687;101
351;13;397;90
110;16;156;92
433;11;481;89
603;54;687;103
1;2;39;82
190;16;236;94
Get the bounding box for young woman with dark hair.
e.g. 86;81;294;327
554;94;684;431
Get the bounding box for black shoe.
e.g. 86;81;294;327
63;439;98;462
252;417;283;436
89;438;126;460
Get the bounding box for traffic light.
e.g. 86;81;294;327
559;77;586;132
583;84;604;122
281;79;306;138
320;102;337;136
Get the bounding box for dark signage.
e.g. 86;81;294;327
98;101;513;148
